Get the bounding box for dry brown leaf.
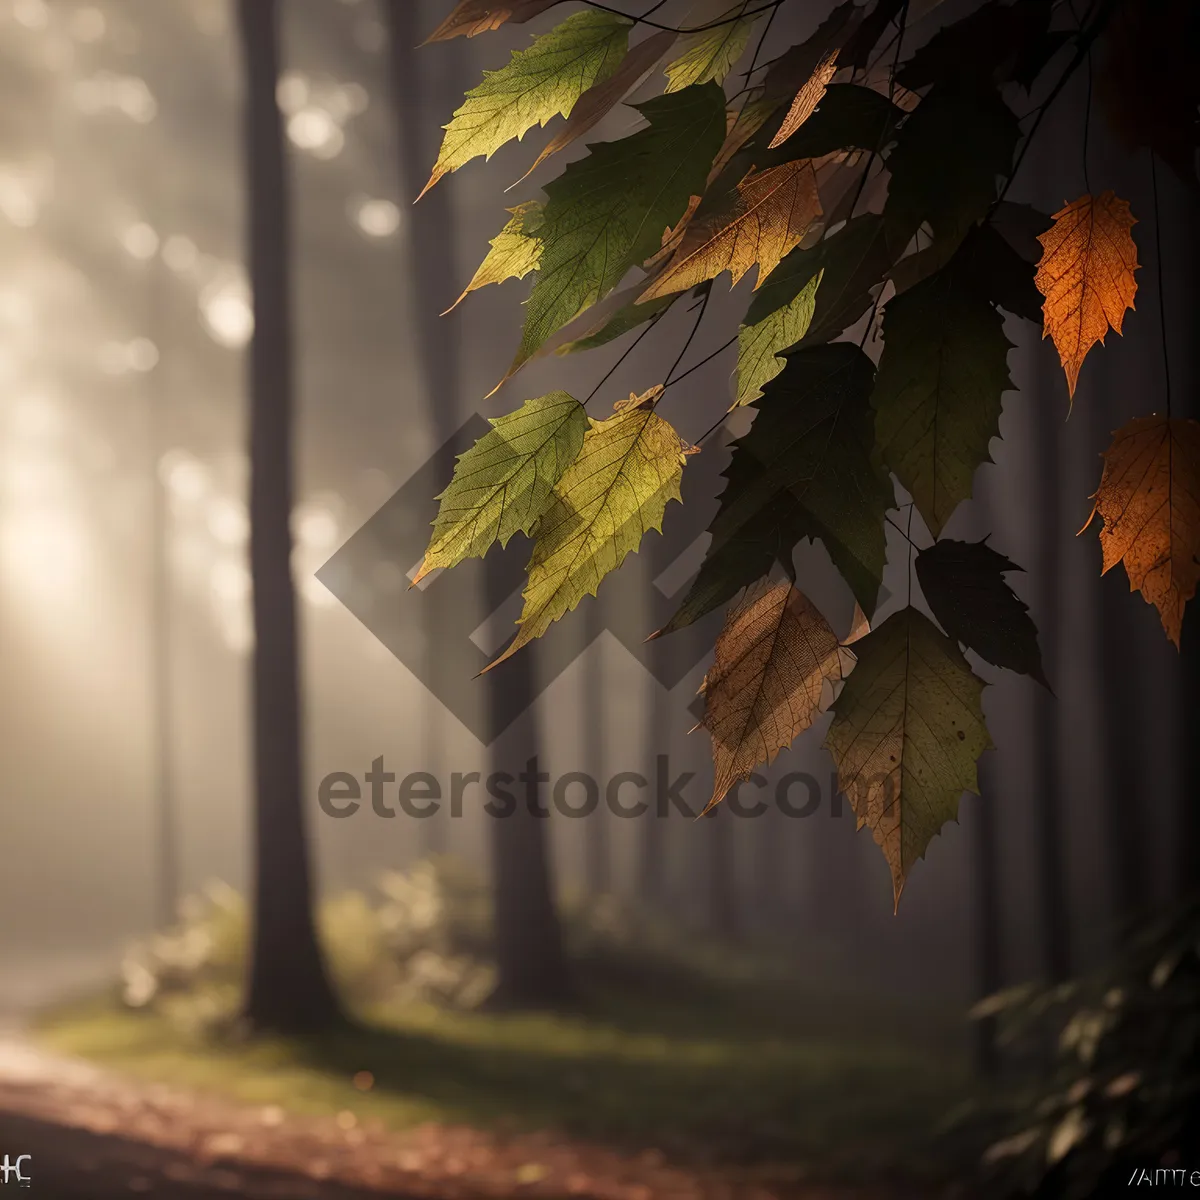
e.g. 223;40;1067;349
768;48;840;149
699;579;843;814
422;0;562;43
510;29;679;188
638;160;822;301
1034;191;1139;400
1082;414;1200;648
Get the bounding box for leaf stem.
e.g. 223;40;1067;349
584;316;662;406
665;288;712;386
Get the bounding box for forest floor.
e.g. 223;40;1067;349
3;979;976;1199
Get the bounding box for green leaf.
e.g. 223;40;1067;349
487;392;693;668
896;0;1053;91
825;605;992;907
446;201;544;313
884;82;1020;244
748;212;907;342
664;3;757;92
872;247;1015;538
735;269;822;408
889;221;1042;322
414;391;588;582
662;343;895;634
500;83;726;385
915;538;1050;689
558;290;675;353
421;10;631;196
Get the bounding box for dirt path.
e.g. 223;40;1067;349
0;1037;917;1200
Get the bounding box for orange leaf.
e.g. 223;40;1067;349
638;160;822;301
1034;191;1139;400
699;579;843;814
1083;414;1200;648
768;48;840;149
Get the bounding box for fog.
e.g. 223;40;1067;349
0;0;1193;1034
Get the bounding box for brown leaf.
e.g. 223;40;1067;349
510;29;679;187
422;0;562;43
1034;191;1139;400
1083;415;1200;648
700;579;843;814
639;160;822;301
768;48;840;150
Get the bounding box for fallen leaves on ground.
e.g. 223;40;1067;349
0;1038;911;1200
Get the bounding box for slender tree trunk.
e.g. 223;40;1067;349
384;0;465;857
972;757;1003;1076
704;803;739;939
238;0;342;1035
484;564;573;1008
1031;371;1071;985
582;600;610;896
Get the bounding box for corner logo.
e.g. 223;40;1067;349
318;415;731;745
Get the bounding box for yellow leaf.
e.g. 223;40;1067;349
768;48;840;149
639;160;823;301
1034;191;1139;400
444;202;543;313
420;10;630;198
1082;414;1200;649
700;579;843;814
511;29;679;187
485;395;691;670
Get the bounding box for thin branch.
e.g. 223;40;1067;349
666;287;712;385
575;0;785;35
584;316;662;406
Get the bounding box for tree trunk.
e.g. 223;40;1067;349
582;600;610;896
483;559;573;1009
238;0;343;1035
1031;366;1072;985
384;0;466;858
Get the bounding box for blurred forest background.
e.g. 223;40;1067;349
0;0;1196;1193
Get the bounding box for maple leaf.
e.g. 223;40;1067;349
1034;191;1139;401
444;201;543;313
825;605;992;907
735;270;822;408
1083;415;1200;649
768;48;840;150
659;343;894;635
839;0;905;70
500;84;725;387
638;160;823;302
915;538;1050;688
873;240;1016;538
420;10;630;198
486;393;693;670
884;81;1019;245
414;391;588;583
664;3;757;92
512;29;678;187
422;0;563;43
700;580;843;814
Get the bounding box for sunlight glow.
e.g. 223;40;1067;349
120;222;159;260
200;280;254;349
353;197;400;239
287;107;344;160
293;504;338;551
206;499;249;548
159;451;209;504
